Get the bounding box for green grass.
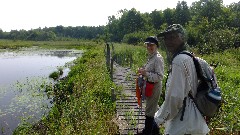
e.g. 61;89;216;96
12;41;119;134
2;40;238;134
0;39;100;50
112;43;167;72
200;48;240;134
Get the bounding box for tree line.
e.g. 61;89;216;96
0;26;105;41
0;0;239;53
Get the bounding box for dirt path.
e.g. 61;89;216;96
112;62;145;135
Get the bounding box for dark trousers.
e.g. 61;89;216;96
141;116;160;135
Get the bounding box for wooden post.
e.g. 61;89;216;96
106;43;110;72
111;88;115;102
110;56;114;81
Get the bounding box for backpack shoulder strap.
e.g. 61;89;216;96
178;51;205;81
177;51;204;121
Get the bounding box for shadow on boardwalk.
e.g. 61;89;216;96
112;62;146;135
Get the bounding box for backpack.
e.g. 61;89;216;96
178;51;222;121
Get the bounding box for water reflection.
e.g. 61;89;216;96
0;47;82;135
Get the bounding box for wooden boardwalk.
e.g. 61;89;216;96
112;63;146;135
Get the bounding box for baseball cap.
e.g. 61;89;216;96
144;36;159;47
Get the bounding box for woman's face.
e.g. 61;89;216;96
164;32;184;53
146;43;158;54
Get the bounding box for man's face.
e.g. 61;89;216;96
164;32;184;53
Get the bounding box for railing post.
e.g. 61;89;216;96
110;56;114;81
111;88;115;102
106;43;110;72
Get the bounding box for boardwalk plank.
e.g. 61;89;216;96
113;63;145;135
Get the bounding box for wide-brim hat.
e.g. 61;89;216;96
158;24;185;37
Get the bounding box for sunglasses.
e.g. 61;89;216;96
145;42;156;45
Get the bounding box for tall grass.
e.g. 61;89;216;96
112;43;167;72
0;39;99;49
113;43;240;134
200;48;240;134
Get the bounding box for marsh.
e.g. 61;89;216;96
0;47;82;135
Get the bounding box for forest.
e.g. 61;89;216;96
0;0;239;54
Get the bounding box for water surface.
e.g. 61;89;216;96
0;47;82;135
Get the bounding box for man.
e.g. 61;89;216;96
154;24;210;135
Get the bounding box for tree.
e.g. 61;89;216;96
149;10;164;30
175;1;191;25
9;30;27;40
118;8;146;38
106;15;120;42
163;8;175;25
0;29;7;39
228;2;240;28
54;25;65;37
190;0;224;22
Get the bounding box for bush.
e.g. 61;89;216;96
49;71;60;80
122;31;149;45
196;28;238;54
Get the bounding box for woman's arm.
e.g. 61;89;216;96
146;55;164;83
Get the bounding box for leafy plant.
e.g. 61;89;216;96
49;71;60;80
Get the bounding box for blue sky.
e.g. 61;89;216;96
0;0;239;32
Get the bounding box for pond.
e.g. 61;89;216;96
0;47;82;135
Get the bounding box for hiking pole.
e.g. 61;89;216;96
138;75;146;134
137;75;143;134
137;97;140;134
137;90;142;134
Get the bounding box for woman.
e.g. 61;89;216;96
138;36;164;135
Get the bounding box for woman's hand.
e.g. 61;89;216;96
138;68;147;76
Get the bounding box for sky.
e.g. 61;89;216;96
0;0;239;32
